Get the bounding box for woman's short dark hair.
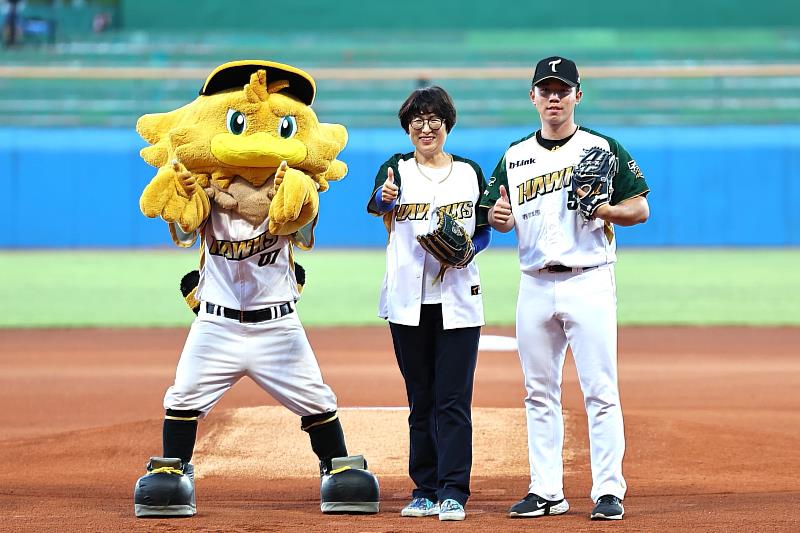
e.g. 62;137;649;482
398;86;457;133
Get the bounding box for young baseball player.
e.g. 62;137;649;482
480;56;650;521
367;86;491;521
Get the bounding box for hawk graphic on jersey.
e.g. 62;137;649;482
137;60;348;242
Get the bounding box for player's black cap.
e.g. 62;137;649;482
532;56;580;87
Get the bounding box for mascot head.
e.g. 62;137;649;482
137;60;347;192
137;61;347;243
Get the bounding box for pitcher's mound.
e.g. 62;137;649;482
194;406;573;479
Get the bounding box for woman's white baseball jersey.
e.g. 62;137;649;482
480;127;649;272
163;206;338;419
368;152;486;330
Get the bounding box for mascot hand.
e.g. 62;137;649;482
268;162;319;235
140;160;210;232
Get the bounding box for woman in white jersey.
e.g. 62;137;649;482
367;86;491;522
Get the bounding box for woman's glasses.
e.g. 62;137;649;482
410;117;444;131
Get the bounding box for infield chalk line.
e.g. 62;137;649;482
478;335;518;352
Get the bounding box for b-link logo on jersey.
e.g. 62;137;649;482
517;166;575;205
395;201;474;222
509;157;536;169
209;231;281;266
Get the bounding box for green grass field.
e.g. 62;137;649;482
0;249;798;328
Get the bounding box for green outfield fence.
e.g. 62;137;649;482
2;3;799;128
2;60;799;128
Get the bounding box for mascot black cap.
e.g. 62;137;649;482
200;60;317;105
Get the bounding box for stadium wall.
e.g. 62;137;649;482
1;125;798;248
120;0;799;31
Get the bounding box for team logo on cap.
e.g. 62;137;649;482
549;59;562;72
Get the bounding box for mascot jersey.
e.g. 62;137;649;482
164;203;336;418
199;207;299;309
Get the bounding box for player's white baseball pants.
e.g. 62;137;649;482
164;304;338;417
516;264;626;503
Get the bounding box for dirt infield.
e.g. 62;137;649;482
1;326;799;532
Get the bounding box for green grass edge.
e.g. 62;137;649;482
0;248;798;328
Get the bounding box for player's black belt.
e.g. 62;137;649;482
539;265;598;273
205;302;294;323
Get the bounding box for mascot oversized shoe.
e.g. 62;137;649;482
134;457;196;517
320;455;380;514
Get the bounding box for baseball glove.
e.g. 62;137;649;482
416;211;475;282
572;146;617;219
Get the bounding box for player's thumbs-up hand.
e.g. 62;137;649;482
489;184;515;232
381;167;399;203
499;184;510;202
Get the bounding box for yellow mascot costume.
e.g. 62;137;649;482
138;60;347;243
132;61;379;519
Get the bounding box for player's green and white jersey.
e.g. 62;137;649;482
368;152;486;329
479;127;649;273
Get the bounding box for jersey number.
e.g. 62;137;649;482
567;188;578;211
258;250;279;266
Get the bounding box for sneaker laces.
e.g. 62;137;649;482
149;466;184;475
598;495;619;505
409;497;433;509
441;500;462;512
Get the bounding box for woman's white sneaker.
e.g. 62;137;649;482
400;497;439;517
439;499;466;521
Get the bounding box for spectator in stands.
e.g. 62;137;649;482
2;0;23;47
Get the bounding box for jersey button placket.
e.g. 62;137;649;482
422;189;438;278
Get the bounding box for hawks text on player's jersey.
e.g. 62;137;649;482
517;167;575;205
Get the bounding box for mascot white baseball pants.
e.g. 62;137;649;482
164;304;338;417
516;264;626;503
